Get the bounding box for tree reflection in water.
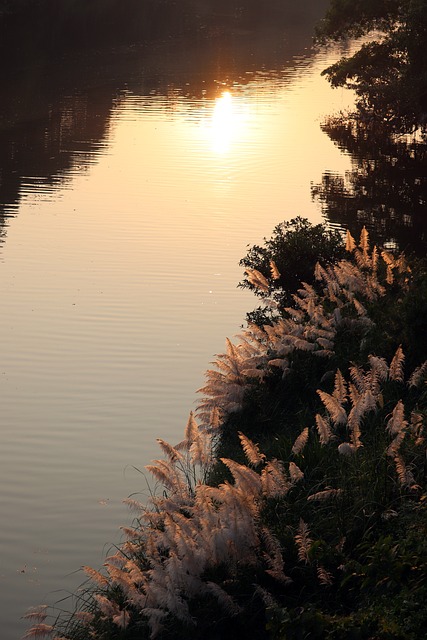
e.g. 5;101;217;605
312;116;427;256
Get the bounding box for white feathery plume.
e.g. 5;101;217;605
333;369;347;404
371;245;379;273
386;264;395;285
307;488;343;502
368;355;389;383
209;405;222;430
244;268;270;293
292;427;309;455
204;581;241;615
354;246;371;270
408;360;427;388
261;459;290;497
396;254;409;274
317;337;335;350
261;527;290;583
106;564;134;592
23;607;48;622
314;261;328;280
394;454;415;487
317;390;347;425
359;226;370;253
295;519;312;564
82;565;109;587
220;458;262;497
156;439;183;463
349;364;366;393
124;559;146;586
348;382;361;406
185;411;199;443
145;460;178;492
410;411;423;438
352;298;367;316
315;414;333;445
190;431;213;468
389;345;405;382
94;594;118;618
238;432;265;466
386;431;406;457
74;611;95;625
268;358;290;371
112;609;130;629
270;260;281;280
22;625;54;639
289;461;304;483
345;230;356;252
317;565;333;586
122;497;145;513
347;389;377;447
120;527;141;540
381;249;395;266
387;400;407;435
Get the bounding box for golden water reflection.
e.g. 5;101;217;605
208;91;249;155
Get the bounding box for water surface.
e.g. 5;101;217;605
0;30;356;638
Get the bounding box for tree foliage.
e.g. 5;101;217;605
238;217;345;324
316;0;427;133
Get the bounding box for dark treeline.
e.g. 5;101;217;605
1;0;328;58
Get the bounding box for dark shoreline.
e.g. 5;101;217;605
0;0;329;61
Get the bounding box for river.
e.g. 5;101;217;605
0;17;369;639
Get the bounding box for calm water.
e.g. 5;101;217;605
0;27;357;638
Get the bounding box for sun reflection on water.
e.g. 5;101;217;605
210;91;246;154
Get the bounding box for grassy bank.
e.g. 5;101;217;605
24;221;427;640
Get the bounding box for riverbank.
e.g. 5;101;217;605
25;222;427;639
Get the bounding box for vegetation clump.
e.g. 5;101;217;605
316;0;427;135
24;222;427;640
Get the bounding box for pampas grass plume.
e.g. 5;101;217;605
292;427;309;455
238;432;265;465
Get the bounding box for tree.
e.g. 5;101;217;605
238;217;345;324
316;0;427;134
